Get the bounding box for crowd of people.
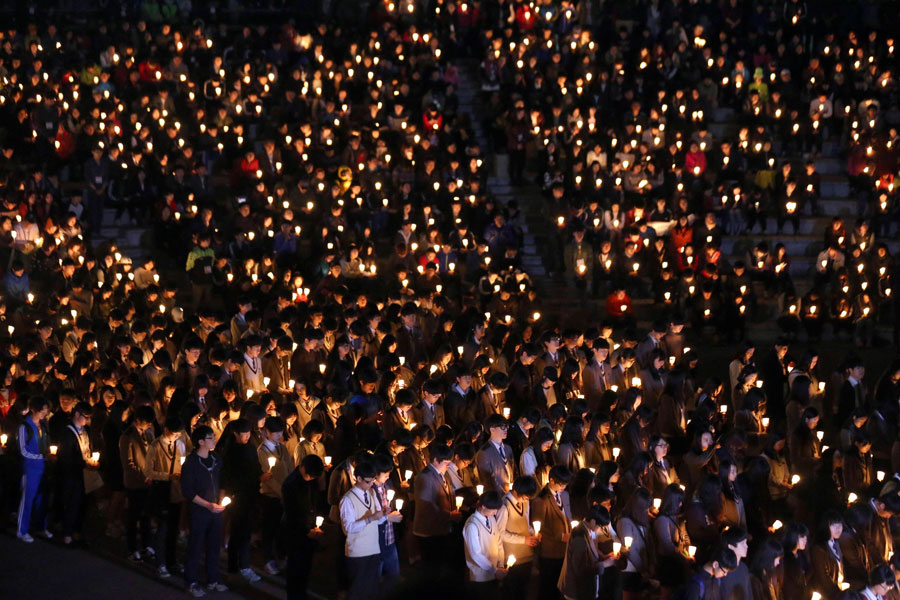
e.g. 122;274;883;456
1;1;900;600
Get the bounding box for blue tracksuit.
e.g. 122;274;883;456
17;419;47;536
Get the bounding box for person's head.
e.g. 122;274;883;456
707;547;738;578
821;510;844;541
582;505;612;534
783;521;810;553
486;413;509;441
477;490;503;517
868;564;897;596
547;465;573;493
299;454;325;480
190;424;216;452
230;418;252;444
512;475;538;500
134;405;156;432
264;416;286;443
72;401;92;428
430;443;454;473
658;483;685;517
721;526;749;561
354;461;377;491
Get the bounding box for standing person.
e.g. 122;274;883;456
120;404;156;561
181;424;228;597
496;476;541;600
220;418;262;582
144;416;185;578
531;465;574;600
371;454;404;596
413;443;463;573
57;401;100;545
558;507;618;600
282;454;326;600
463;491;509;599
686;548;738;600
718;526;751;600
340;460;392;600
258;416;293;575
476;414;515;494
17;396;50;542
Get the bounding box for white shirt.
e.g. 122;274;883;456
463;511;504;582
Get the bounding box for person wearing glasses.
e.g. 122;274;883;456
475;414;515;495
686;547;738;600
861;564;896;600
340;459;396;600
180;425;228;597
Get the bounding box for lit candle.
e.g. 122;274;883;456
848;492;858;503
456;496;464;509
315;516;325;528
653;498;662;510
395;499;404;511
506;555;517;568
688;545;697;557
325;456;333;467
791;474;800;485
624;536;633;549
817;431;824;441
532;520;542;534
91;451;100;462
772;520;783;530
268;456;277;468
404;470;413;481
221;496;232;507
0;433;6;446
612;447;621;458
877;470;885;481
613;542;622;554
476;484;484;495
50;445;58;455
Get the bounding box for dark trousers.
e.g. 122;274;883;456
260;494;283;561
539;556;564;600
125;488;152;552
418;533;452;573
184;506;223;586
61;474;85;538
226;493;255;571
468;580;499;600
503;560;532;600
347;553;382;600
152;499;182;568
286;542;316;600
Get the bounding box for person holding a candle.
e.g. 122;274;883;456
475;414;515;495
781;521;812;600
496;475;541;600
412;443;461;573
685;547;738;600
143;415;186;578
843;432;875;496
258;416;293;575
282;453;326;600
462;490;507;598
220;418;262;583
719;526;752;600
371;454;404;595
558;506;619;600
616;487;655;600
57;401;99;546
340;459;387;600
180;424;228;596
810;510;847;599
653;484;693;596
531;464;574;600
119;404;157;562
16;396;50;543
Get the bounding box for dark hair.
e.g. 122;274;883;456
164;415;184;433
300;454;325;478
190;424;214;447
479;490;503;510
512;475;538;497
548;464;573;485
264;416;286;433
711;547;738;571
355;461;376;480
430;443;453;463
869;564;896;589
658;483;685;517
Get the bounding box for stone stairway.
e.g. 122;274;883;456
93;207;149;263
456;64;547;280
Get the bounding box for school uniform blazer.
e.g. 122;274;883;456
531;485;572;559
581;360;609;409
413;401;445;430
558;523;604;600
475;441;515;495
413;465;454;537
810;542;843;600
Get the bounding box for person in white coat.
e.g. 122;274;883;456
463;491;509;599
